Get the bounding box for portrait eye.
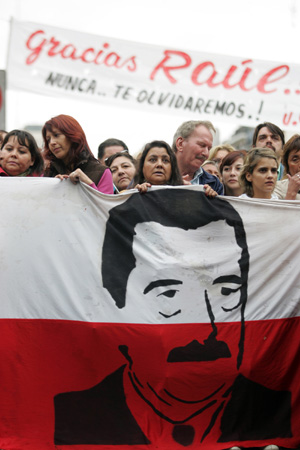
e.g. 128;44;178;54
157;289;179;298
221;286;241;296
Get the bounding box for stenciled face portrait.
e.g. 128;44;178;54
0;135;34;176
122;220;244;419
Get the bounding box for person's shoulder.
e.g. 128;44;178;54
239;193;249;199
0;167;8;176
274;178;288;199
201;169;223;194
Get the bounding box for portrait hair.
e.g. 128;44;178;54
172;120;216;152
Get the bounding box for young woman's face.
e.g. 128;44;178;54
143;147;172;185
110;156;136;191
45;127;72;164
222;157;244;195
0;136;34;176
246;157;278;199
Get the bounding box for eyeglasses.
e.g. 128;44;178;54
104;149;128;164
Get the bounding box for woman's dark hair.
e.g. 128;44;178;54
1;129;44;175
135;140;183;186
105;151;136;168
42;114;93;168
220;150;247;174
282;134;300;176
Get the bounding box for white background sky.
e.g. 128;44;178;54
0;0;299;155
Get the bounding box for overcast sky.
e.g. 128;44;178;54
0;0;299;155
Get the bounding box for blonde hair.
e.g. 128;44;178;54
240;147;278;197
208;143;235;161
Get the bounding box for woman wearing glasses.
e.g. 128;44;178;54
42;114;113;194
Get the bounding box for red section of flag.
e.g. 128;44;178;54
0;318;298;449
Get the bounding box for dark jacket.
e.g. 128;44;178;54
54;367;291;446
44;153;106;186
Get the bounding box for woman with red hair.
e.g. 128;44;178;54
42;115;113;193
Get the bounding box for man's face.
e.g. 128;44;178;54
122;221;244;411
99;145;125;164
255;126;283;159
177;126;213;174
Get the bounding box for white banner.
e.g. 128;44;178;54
1;177;300;324
6;19;300;129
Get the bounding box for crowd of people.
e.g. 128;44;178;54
1;115;300;203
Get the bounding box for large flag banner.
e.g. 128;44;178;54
0;177;300;450
6;19;300;130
